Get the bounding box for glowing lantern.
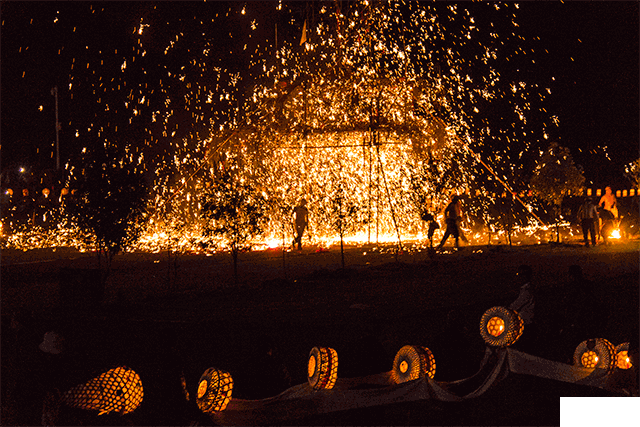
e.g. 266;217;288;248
63;366;143;415
391;345;436;384
573;338;616;373
615;343;632;370
479;306;524;347
196;368;233;413
307;346;338;390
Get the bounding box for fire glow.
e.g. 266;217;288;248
3;2;568;253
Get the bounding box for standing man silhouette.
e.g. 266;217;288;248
292;199;309;250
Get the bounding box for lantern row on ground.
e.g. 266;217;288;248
63;366;143;416
479;306;525;347
193;318;630;416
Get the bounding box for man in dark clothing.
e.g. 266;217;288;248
577;196;599;246
436;196;461;250
292;199;309;250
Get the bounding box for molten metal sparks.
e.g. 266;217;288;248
3;2;562;253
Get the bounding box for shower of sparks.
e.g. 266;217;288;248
3;1;564;253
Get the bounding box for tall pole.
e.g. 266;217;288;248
51;86;60;170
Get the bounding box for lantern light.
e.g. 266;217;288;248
573;338;616;373
479;306;524;347
615;343;633;370
487;317;505;337
391;345;436;384
63;366;143;416
307;347;338;390
196;368;233;413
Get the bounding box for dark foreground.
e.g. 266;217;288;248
2;240;639;425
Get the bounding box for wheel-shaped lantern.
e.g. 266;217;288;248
573;338;616;372
479;306;524;347
307;346;338;390
196;368;233;413
614;342;633;370
63;366;144;416
391;345;436;384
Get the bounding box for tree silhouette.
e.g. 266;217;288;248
625;159;640;187
201;162;268;285
69;144;148;272
530;142;585;243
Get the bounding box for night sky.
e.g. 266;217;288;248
1;1;638;189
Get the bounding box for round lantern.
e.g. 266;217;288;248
479;306;524;347
391;345;436;384
63;366;144;416
196;368;233;413
615;342;633;370
307;346;338;390
573;338;616;372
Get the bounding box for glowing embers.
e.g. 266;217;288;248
63;366;143;416
308;346;338;390
196;368;233;413
615;342;633;370
391;345;436;384
479;306;524;347
573;338;616;372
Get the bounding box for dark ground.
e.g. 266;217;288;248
2;239;639;425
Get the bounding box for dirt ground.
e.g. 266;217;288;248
2;239;639;425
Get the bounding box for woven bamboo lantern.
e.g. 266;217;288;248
479;306;524;347
307;347;338;390
196;368;233;413
615;342;633;370
63;366;143;416
391;345;436;384
573;338;616;372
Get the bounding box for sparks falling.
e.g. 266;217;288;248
3;1;562;253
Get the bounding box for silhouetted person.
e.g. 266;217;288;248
17;188;34;227
35;187;53;228
577;196;599;246
292;198;309;250
599;186;618;219
421;211;439;247
437;196;461;250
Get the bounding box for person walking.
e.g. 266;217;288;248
436;196;461;250
292;198;309;250
421;211;439;247
577;196;599;246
